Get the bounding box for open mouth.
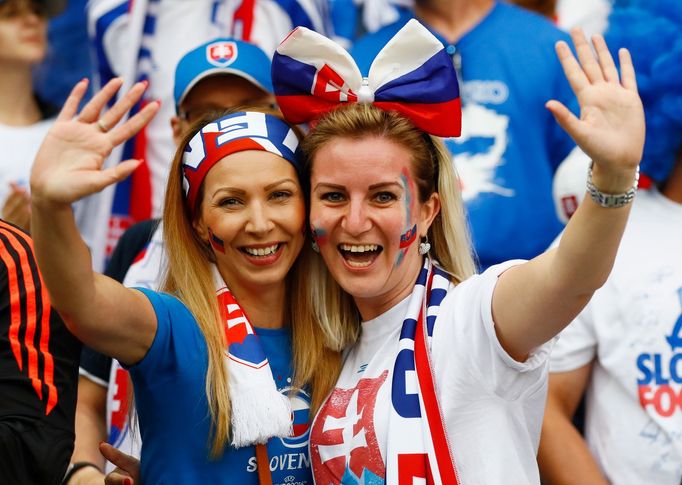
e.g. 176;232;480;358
240;243;281;257
338;243;383;268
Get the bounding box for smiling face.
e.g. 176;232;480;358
193;150;305;295
309;136;440;320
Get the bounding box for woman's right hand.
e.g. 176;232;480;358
100;442;140;485
30;78;159;207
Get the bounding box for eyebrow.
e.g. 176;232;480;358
211;178;298;198
313;181;404;191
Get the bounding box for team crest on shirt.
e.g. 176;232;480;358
278;387;312;449
310;371;387;484
206;41;238;68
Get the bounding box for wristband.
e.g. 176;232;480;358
62;461;102;484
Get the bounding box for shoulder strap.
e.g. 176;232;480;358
255;443;272;485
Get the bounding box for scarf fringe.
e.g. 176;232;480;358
228;381;293;447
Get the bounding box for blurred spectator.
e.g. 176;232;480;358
511;0;556;18
352;0;578;270
33;0;93;108
0;219;81;484
0;0;64;231
540;2;682;483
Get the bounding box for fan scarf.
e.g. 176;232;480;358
212;265;293;447
385;257;460;484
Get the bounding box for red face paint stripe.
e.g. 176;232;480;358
0;226;41;400
208;229;225;253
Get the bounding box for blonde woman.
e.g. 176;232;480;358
29;79;339;484
271;21;645;484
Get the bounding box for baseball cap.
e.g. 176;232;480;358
173;38;273;112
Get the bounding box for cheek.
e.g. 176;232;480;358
207;227;226;253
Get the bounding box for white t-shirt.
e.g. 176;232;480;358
0;119;53;206
311;262;554;485
551;188;682;484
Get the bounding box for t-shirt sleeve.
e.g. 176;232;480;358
125;288;206;389
433;261;554;401
79;345;112;387
549;304;598;373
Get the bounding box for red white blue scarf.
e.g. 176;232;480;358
385;258;460;484
212;266;293;447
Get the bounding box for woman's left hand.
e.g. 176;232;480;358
546;29;645;188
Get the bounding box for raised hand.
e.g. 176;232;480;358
30;78;159;206
546;29;645;190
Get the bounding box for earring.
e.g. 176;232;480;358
311;240;320;253
418;236;431;255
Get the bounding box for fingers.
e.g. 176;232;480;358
618;48;638;92
78;78;124;123
109;100;161;146
570;28;603;84
546;100;584;141
99;81;149;134
592;34;619;84
56;79;89;122
100;442;139;485
555;40;589;94
104;470;134;485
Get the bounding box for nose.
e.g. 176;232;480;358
245;201;275;236
341;198;372;236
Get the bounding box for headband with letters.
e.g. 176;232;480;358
181;111;300;211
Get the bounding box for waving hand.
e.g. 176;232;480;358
30;78;160;206
546;29;645;185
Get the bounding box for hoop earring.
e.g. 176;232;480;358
418;236;431;255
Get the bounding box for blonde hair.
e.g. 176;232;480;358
300;103;477;349
162;107;341;457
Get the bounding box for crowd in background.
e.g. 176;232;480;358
0;0;680;483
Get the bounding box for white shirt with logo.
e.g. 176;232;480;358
551;188;682;484
311;262;554;485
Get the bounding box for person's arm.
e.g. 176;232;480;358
490;29;645;360
29;78;160;365
538;364;608;484
67;376;108;484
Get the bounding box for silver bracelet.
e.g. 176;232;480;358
586;161;639;208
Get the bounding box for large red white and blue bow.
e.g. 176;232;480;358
272;19;461;137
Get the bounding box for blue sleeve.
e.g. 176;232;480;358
126;289;207;388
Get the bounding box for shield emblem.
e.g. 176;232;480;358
206;41;238;68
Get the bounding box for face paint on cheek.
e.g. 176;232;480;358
310;224;328;247
396;168;417;267
208;228;225;253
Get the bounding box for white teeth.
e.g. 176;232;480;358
346;259;373;268
340;244;378;253
244;244;279;256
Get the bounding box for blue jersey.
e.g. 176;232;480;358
129;289;312;484
352;2;578;269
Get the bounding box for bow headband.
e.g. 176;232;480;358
182;111;300;212
272;19;461;137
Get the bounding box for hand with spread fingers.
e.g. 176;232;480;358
546;29;645;192
29;78;160;207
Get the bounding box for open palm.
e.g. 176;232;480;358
547;29;645;175
30;78;159;205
